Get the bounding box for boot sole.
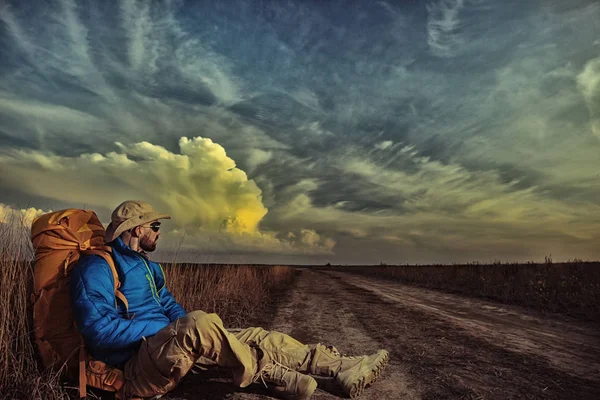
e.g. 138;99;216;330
346;350;389;399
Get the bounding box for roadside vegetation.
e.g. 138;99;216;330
323;259;600;322
162;263;296;328
0;215;296;399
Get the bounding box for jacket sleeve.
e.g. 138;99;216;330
154;262;187;322
70;255;168;350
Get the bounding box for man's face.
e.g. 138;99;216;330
139;220;161;252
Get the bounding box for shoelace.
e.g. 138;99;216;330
252;360;292;388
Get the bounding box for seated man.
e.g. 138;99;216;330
70;200;389;399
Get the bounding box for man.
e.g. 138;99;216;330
70;200;389;399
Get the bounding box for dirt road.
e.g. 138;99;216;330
167;269;600;400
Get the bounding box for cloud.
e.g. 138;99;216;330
0;203;50;227
235;228;335;254
0;94;102;125
245;148;272;173
377;1;400;18
268;142;600;262
426;0;466;57
120;0;155;73
299;122;335;137
0;136;334;256
159;226;335;259
0;0;248;151
0;5;35;62
0;136;265;231
285;228;335;251
577;57;600;138
456;48;600;194
374;140;393;150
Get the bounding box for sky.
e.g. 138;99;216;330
0;0;599;265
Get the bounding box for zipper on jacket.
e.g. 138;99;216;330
156;263;166;293
138;255;161;305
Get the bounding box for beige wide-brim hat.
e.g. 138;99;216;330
105;200;171;243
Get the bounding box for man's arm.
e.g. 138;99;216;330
154;262;187;322
70;255;168;350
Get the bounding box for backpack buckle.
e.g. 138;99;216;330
104;370;118;386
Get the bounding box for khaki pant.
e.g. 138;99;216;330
122;310;314;399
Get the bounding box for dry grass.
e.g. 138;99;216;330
325;260;600;322
163;263;296;328
0;213;70;399
0;216;295;399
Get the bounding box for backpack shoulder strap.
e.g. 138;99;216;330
78;247;128;399
82;247;129;312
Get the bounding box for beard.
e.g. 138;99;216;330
140;235;157;252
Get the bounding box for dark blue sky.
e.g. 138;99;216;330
1;0;599;264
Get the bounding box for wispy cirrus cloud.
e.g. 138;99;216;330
426;0;466;57
264;136;600;263
577;57;600;138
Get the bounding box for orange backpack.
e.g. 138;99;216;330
31;209;129;398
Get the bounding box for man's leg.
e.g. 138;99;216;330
122;311;316;400
229;327;389;399
123;311;256;398
229;327;314;372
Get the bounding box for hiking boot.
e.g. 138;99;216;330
253;348;318;400
309;345;389;398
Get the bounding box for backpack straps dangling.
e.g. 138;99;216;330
79;345;87;399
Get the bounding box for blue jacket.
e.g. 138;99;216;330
70;237;187;367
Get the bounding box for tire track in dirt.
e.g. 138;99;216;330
322;270;600;399
332;271;600;383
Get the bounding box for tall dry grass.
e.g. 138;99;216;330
163;263;296;328
0;213;69;399
0;215;296;399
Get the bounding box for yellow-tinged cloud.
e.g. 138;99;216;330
0;137;334;255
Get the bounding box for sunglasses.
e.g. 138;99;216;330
143;222;161;233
